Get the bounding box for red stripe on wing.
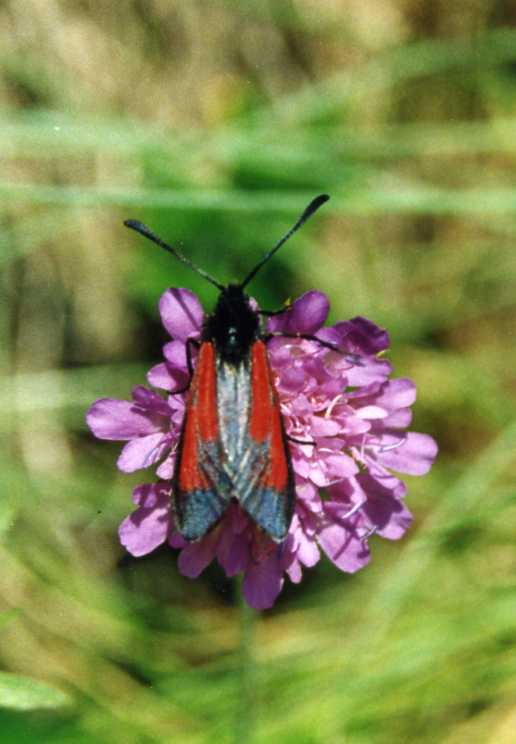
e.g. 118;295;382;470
196;342;218;441
249;340;289;492
179;341;218;492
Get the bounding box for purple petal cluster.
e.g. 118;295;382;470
87;288;437;609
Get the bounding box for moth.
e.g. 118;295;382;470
125;194;330;542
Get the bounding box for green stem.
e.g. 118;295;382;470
234;575;257;744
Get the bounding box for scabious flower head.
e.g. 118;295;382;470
87;288;437;610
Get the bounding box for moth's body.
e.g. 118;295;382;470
173;285;295;542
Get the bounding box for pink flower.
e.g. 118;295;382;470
87;288;437;610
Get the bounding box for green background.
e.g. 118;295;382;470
1;2;515;742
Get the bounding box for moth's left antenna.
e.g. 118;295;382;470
124;219;224;291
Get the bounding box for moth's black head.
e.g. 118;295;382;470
124;195;329;365
203;284;260;363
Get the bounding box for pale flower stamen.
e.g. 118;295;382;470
324;393;343;419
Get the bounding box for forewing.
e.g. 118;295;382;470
237;340;295;542
173;342;230;540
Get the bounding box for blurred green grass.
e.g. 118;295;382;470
1;2;516;742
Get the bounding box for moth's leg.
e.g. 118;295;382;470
286;435;316;446
258;308;290;317
257;297;294;318
169;337;201;395
264;332;363;366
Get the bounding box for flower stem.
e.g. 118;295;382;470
234;575;256;744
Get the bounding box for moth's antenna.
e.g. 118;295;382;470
240;194;330;290
124;219;225;291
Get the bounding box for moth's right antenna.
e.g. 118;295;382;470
240;194;330;290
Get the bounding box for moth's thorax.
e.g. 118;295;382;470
203;284;260;363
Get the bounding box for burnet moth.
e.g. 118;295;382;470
124;195;330;543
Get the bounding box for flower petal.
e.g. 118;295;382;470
268;291;329;334
286;558;303;583
310;417;342;437
307;461;330;487
217;530;249;577
159;288;204;341
296;530;320;567
156;455;175;479
375;507;412;540
278;366;306;393
117;432;169;473
360;471;413;540
378;408;413;429
177;532;218;578
373;378;417;410
317;518;370;573
355;405;388;420
147;363;186;392
86;398;160;440
295;480;322;514
243;552;284;610
163;340;192;370
363;463;407;499
325;452;359;479
132;482;169;507
119;491;170;557
345;357;392;387
169;531;188;549
334;317;390;355
132;385;171;415
375;432;438;476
